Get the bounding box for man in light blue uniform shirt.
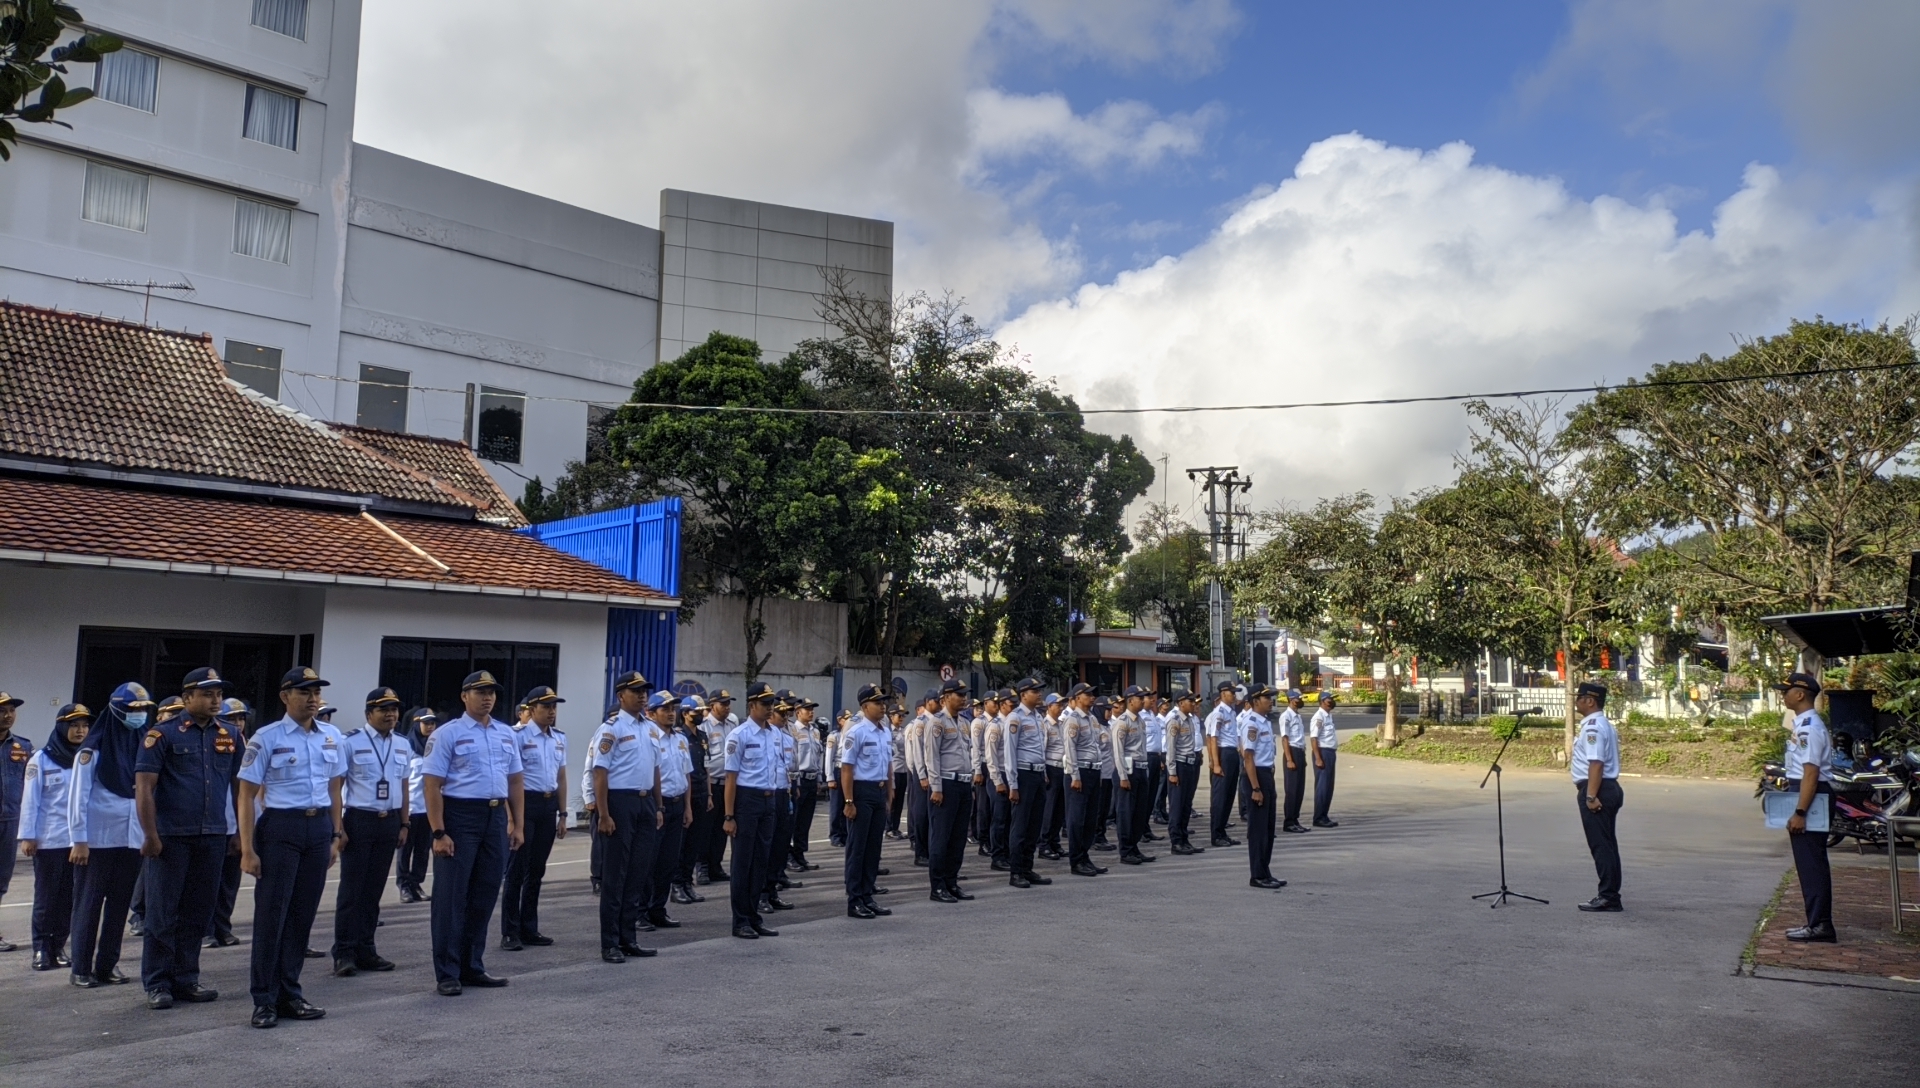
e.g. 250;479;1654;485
591;674;661;962
1776;672;1836;942
1205;681;1242;847
237;667;346;1028
1237;686;1285;890
644;691;693;931
420;671;525;995
1002;677;1053;888
501;686;567;952
723;683;787;938
330;687;413;976
1279;690;1310;834
1568;681;1623;913
839;684;896;919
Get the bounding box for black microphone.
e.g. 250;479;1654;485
1514;707;1544;719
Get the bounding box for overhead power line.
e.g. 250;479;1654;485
277;356;1920;418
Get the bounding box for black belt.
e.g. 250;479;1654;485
265;807;330;817
606;789;646;797
347;807;397;817
527;790;558;800
445;797;505;807
739;787;777;797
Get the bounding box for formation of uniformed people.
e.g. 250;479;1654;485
25;657;1846;1016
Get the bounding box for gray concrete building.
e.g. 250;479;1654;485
659;189;893;364
0;0;892;499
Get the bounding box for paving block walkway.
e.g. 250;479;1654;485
1752;862;1920;980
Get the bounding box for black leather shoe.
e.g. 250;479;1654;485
521;933;554;947
1071;862;1101;877
31;949;52;971
877;867;890;876
1120;852;1145;865
948;886;975;901
304;948;325;959
500;935;524;951
591;880;603;895
1211;837;1235;848
636;921;656;932
55;949;71;966
460;972;510;988
646;913;682;929
618;944;658;958
766;896;795;911
1022;872;1053;885
1009;873;1032;888
333;959;359;977
174;983;219;1003
874;887;890;895
732;925;759;939
1091;842;1117;852
847;902;876;919
1313;818;1339;828
990;859;1012;872
601;947;627;963
750;924;780;937
1038;847;1063;860
397;888;423;904
277;998;326;1020
1284;823;1310;834
1137;853;1157;862
251;1005;278;1028
1578;897;1624;913
1171;843;1196;855
864;900;892;916
1142;831;1161;842
930;887;961;902
356;956;396;972
913;856;930;867
102;967;132;984
70;973;99;989
145;989;175;1010
436;979;463;996
1093;865;1110;874
671;884;696;904
128;918;147;937
1785;924;1836;942
214;931;240;946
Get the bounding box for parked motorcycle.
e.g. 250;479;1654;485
1756;747;1919;850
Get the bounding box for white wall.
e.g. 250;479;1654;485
676;595;847;678
318;586;610;809
0;564;326;726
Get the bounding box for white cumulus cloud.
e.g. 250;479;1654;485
999;134;1916;508
967;90;1223;175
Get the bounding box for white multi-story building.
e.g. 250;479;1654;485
0;0;891;497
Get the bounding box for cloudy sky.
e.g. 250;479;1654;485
356;0;1920;512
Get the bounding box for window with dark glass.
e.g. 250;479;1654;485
76;627;297;728
356;363;409;432
251;0;308;40
223;340;282;399
477;386;525;464
378;639;558;723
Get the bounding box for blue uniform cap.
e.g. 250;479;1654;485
1043;692;1062;705
460;670;503;693
680;694;707;711
1066;682;1094;699
1122;685;1149;699
646;690;677;710
0;691;22;708
745;681;778;703
185;667;234;691
612;671;650;693
1014;677;1044;692
278;666;327;691
365;687;403;708
1318;691;1336;704
1287;689;1303;701
55;702;92;722
522;685;565;706
856;683;887;705
937;678;967;697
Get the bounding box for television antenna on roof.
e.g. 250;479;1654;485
73;278;196;323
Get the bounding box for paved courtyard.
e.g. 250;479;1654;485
4;745;1915;1087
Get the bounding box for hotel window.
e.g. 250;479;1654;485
94;48;158;112
477;386;525;464
356;364;410;432
81;162;148;231
243;85;299;149
251;0;308;40
223;340;282;399
233;198;291;263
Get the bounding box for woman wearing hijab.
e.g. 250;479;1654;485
394;707;437;903
19;704;92;969
68;682;155;988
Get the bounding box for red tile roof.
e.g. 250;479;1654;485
332;424;528;528
0;303;507;517
0;475;673;604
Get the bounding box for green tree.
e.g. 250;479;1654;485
2;1;120;160
1112;504;1215;656
1573;318;1920;665
598;332;817;682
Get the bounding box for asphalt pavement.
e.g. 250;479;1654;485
3;747;1914;1087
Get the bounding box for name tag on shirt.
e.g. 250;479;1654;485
376;780;390;801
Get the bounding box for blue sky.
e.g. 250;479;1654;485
361;0;1920;502
987;1;1833;293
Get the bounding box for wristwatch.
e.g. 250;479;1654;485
1794;808;1807;817
431;829;448;841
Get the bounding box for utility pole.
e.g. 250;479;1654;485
1186;466;1251;683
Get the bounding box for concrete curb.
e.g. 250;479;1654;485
1740;962;1920;994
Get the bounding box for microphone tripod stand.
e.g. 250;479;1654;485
1472;708;1548;908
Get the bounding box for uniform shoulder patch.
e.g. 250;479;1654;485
242;745;259;768
599;734;615;754
77;749;93;765
143;729;162;749
24;763;37;780
345;728;362;738
424;733;438;756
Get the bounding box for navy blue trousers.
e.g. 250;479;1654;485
1313;750;1337;823
844;780;887;903
501;793;558;941
69;846;139;980
431;799;507;984
141;833;225;994
598;791;657;948
728;788;776;928
250;810;331;1007
333;808;403;962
